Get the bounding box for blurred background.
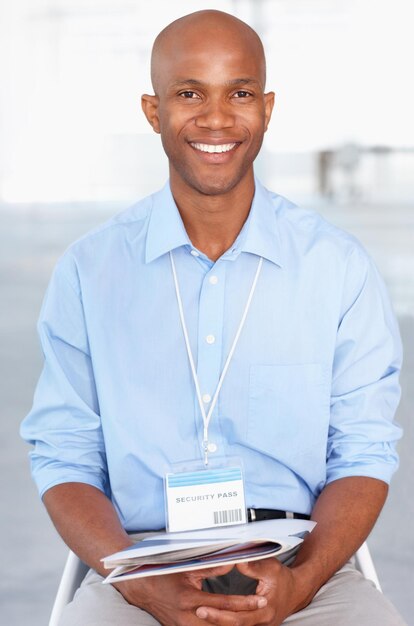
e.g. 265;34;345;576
1;0;413;624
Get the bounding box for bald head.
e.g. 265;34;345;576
151;10;266;95
142;9;274;198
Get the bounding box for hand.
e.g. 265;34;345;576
114;565;267;626
195;558;309;626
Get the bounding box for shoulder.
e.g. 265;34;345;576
54;190;157;284
266;187;370;268
71;192;153;254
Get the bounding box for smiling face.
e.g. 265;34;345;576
142;11;274;198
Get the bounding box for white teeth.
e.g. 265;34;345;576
191;142;237;154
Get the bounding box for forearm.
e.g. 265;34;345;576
43;483;266;624
195;476;389;625
43;482;133;576
290;476;388;606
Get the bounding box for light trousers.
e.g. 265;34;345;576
59;559;407;626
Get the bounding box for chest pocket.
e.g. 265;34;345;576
247;364;329;467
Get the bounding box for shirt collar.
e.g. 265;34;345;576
240;178;283;267
145;178;283;267
145;182;191;264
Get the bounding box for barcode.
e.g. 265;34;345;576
213;509;243;524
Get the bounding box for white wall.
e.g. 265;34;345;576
0;0;413;202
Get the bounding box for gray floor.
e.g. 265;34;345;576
1;199;413;625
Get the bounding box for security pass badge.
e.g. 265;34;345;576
165;466;247;532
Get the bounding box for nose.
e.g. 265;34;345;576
195;98;235;130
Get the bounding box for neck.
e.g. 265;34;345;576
170;171;255;262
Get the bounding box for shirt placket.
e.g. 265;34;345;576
195;260;227;458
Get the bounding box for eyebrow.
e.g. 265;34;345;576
170;78;260;88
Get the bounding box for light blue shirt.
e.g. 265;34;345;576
21;180;402;531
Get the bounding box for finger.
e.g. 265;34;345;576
192;591;267;612
196;606;265;626
198;593;267;612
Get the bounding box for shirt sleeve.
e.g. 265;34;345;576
20;255;109;498
327;244;403;485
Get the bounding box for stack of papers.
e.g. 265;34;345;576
102;518;316;583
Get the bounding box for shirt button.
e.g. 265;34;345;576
202;393;211;403
207;443;217;453
190;250;200;257
209;275;218;285
205;334;215;344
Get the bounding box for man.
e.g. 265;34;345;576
21;9;406;626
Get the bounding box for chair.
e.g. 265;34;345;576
48;541;381;625
354;541;382;591
49;550;89;626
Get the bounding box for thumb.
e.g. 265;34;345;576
187;563;235;586
236;560;260;579
199;563;236;578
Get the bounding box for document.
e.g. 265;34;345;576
102;518;316;583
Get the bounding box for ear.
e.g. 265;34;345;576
263;91;275;131
141;94;161;134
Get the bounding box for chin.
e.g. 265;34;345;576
183;170;250;197
195;182;234;197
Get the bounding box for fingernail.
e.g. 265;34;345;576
257;597;267;608
196;608;208;619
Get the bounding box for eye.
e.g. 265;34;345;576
233;90;252;98
179;91;200;99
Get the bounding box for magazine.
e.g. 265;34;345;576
102;518;316;583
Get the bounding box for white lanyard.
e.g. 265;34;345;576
170;251;263;465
